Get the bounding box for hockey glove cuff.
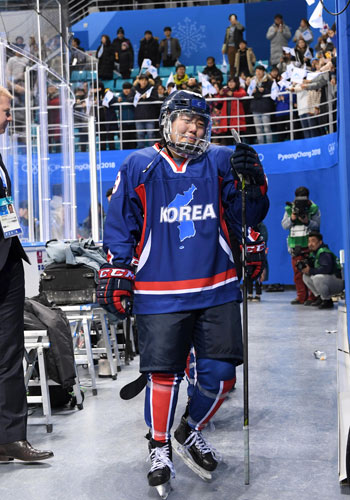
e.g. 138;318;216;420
242;229;266;280
97;263;135;320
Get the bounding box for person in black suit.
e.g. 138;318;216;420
0;86;53;462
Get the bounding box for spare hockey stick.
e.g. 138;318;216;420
231;128;250;485
119;373;147;400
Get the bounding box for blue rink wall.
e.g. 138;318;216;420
72;0;335;65
15;133;339;285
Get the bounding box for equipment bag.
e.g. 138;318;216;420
40;262;96;305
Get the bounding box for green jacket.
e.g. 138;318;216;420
284;202;319;249
311;245;341;277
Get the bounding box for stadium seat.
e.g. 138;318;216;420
86;70;97;80
130;68;140;78
195;65;206;74
186;65;194;76
162;77;170;87
101;79;116;91
71;70;87;82
159;67;175;77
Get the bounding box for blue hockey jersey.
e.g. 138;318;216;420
104;143;269;314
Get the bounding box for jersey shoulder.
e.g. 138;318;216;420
206;144;235;175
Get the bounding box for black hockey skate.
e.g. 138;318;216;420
173;416;220;481
148;438;175;499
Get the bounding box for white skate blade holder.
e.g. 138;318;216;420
173;442;212;481
154;481;172;499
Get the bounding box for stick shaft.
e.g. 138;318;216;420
241;185;249;484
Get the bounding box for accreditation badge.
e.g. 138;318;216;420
0;196;23;238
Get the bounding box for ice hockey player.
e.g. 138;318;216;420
97;90;269;498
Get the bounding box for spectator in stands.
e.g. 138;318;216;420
96;35;115;80
6;49;28;91
293;18;313;45
202;57;223;85
222;13;245;78
219;77;247;142
315;32;334;54
209;82;224;143
173;64;189;89
248;65;275;144
14;35;25;50
294;39;313;67
281;186;321;305
266;14;291;67
5;49;28;139
166;82;176;95
138;30;160;69
128;74;159;148
234;40;256;78
269;66;280;82
159;27;181;67
117;41;133;79
276;48;293;74
112;27;134;68
102;87;118;150
29;36;39;59
275;79;293;142
290;81;320;139
157;84;166;100
74;86;88;152
70;37;87;72
301;232;344;309
47;85;61;153
117;82;136;150
185;77;201;94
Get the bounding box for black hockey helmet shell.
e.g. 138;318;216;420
159;90;212;159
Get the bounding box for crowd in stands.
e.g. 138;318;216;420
6;11;338;150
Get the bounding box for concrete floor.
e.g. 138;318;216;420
1;290;349;500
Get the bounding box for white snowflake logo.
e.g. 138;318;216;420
172;18;207;58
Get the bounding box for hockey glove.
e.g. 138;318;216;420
242;230;266;280
97;263;135;320
230;144;267;195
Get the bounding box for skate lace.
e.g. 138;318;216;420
184;430;222;462
149;444;176;478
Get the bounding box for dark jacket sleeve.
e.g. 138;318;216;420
309;252;334;275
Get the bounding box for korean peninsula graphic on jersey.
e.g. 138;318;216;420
168;184;197;243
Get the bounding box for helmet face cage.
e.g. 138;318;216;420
159;91;212;159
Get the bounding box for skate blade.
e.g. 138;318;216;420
155;481;172;499
173;443;212;481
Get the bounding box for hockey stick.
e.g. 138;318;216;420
231;128;250;485
119;373;147;400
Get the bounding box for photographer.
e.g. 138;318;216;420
281;186;320;305
301;232;344;309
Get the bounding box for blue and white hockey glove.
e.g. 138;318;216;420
242;229;266;280
230;144;267;195
97;263;135;320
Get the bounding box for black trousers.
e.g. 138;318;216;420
0;255;27;444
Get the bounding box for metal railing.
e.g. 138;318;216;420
65;90;337;151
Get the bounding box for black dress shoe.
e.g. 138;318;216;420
311;297;322;306
0;440;54;461
318;299;334;309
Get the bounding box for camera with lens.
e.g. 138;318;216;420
286;197;311;218
296;259;309;272
296;255;314;272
